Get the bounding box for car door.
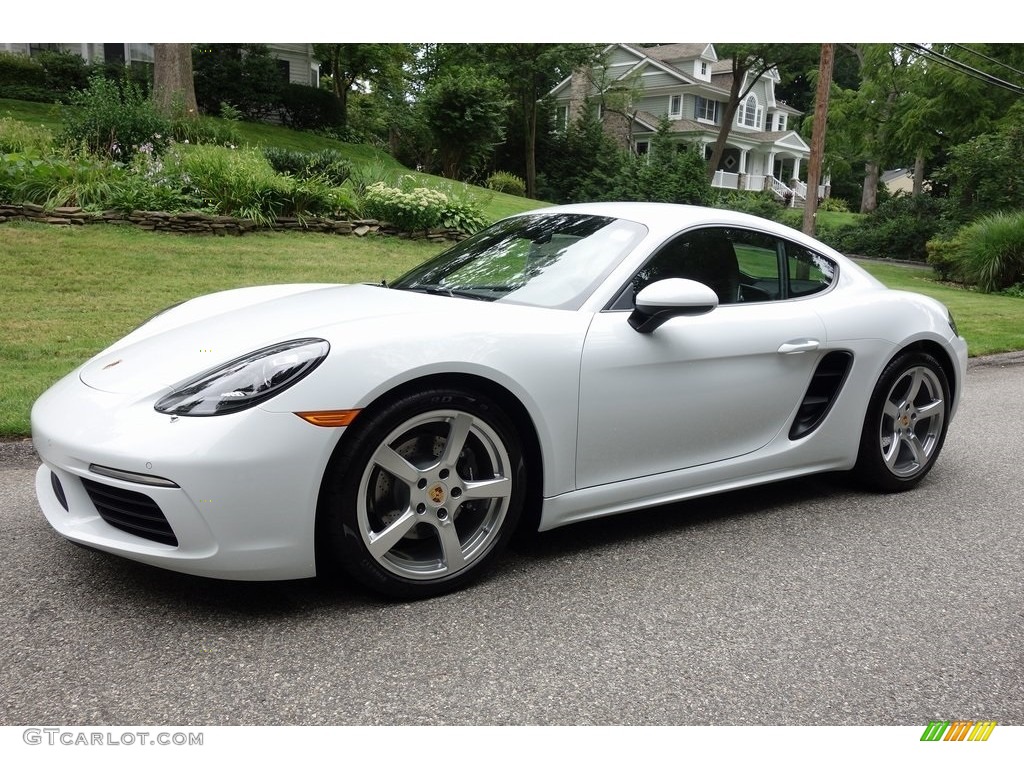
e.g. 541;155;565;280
575;226;833;489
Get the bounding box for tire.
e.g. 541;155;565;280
854;351;951;492
319;388;526;599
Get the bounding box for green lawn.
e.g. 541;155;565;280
2;222;1020;437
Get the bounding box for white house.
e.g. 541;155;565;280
0;43;321;88
548;43;819;206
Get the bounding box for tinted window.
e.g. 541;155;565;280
612;226;835;309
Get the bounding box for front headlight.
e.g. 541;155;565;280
154;338;330;416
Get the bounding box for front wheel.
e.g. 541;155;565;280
319;388;525;599
854;352;951;492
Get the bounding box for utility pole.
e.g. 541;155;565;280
802;43;835;236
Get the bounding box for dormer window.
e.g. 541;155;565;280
669;94;682;119
701;62;708;76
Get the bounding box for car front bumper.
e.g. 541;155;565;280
31;371;344;580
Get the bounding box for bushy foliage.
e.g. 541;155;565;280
817;196;850;213
263;147;352;186
485;171;526;197
613;123;711;206
950;211;1024;292
359;177;487;235
0;151;124;209
280;84;343;130
60;75;170;161
712;190;785;220
831;194;944;260
419;66;508;179
0;117;54;154
193;44;285;120
34;50;91;97
536;107;627;204
170;116;242;148
362;182;449;231
925;235;966;282
0;52;49;102
935;121;1024;229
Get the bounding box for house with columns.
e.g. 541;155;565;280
549;43;822;206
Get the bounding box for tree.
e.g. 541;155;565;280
419;66;509;179
706;44;817;182
476;44;601;198
153;44;197;119
312;44;411;129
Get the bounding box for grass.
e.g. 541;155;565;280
2;222;1021;437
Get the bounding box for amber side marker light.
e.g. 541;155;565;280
294;409;361;427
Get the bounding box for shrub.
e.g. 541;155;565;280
712;190;784;221
280;83;342;130
60;74;170;161
0;117;54;154
263;147;352;186
173;144;290;224
831;194;943;260
0;52;48;102
170;115;242;148
0;151;124;209
611;121;711;206
486;171;526;197
35;50;90;98
362;182;449;232
953;211;1024;292
925;235;966;282
193;44;284;120
818;196;850;213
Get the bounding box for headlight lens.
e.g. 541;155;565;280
154;338;330;416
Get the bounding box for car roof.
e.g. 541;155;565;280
520;201;839;257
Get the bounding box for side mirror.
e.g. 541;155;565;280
628;278;718;333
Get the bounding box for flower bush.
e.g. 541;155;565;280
60;75;170;161
362;182;450;232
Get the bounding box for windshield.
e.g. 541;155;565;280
391;213;648;310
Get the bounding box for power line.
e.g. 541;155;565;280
899;43;1024;97
949;43;1024;82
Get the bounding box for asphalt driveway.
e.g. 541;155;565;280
1;355;1021;726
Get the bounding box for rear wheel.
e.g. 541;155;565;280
854;352;950;492
319;388;525;598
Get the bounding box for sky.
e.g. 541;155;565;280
4;1;1015;44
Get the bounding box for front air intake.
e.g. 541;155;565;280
81;478;179;546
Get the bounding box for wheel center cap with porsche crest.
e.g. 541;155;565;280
428;483;447;505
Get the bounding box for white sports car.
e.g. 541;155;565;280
32;202;968;598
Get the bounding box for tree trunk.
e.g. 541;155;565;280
802;44;834;236
860;161;879;213
913;150;926;196
153;44;198;119
524;95;537;198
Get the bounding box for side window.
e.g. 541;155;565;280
612;227;836;310
618;228;743;308
785;243;836;297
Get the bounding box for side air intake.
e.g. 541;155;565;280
789;351;853;440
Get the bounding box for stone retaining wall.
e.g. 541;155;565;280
0;203;467;242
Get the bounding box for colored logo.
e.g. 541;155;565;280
920;720;996;742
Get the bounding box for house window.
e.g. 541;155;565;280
695;97;719;123
277;59;290;83
776;114;787;131
701;62;708;76
739;95;759;128
555;104;569;132
635;140;649;156
669;95;682;119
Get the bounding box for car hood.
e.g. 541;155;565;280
79;283;465;395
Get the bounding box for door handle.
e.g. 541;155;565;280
778;338;820;354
